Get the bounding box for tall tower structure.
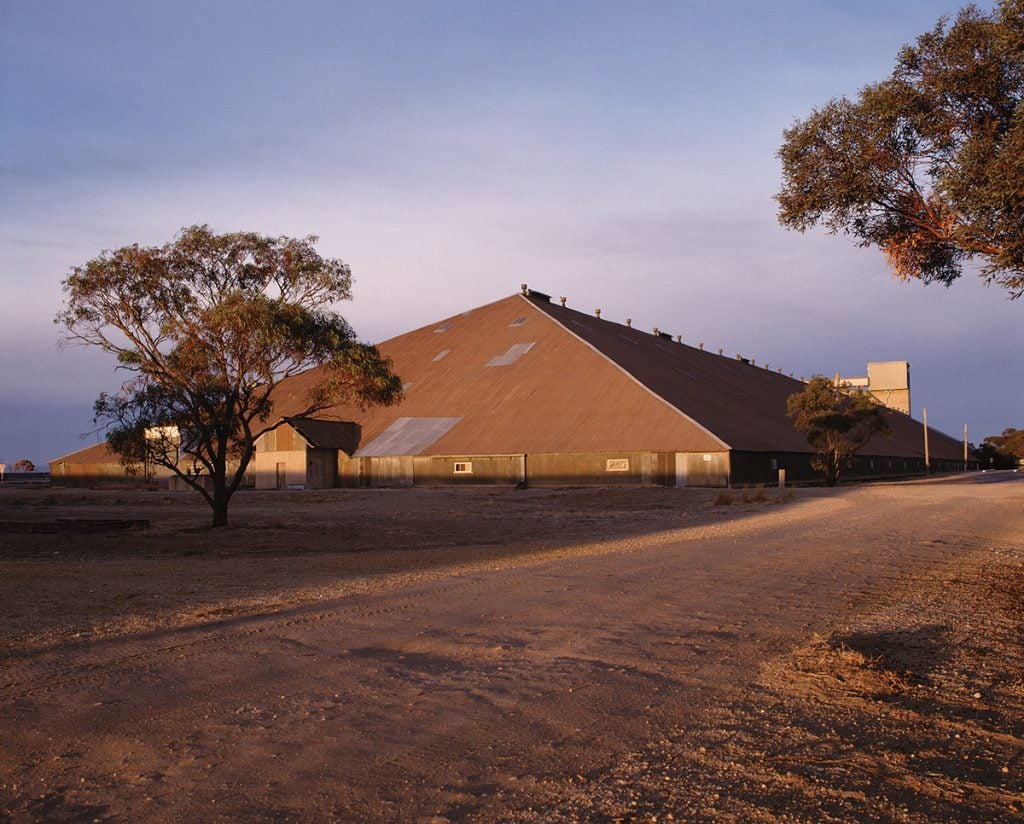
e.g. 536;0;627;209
838;361;911;415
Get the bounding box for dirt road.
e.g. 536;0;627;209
1;476;1022;821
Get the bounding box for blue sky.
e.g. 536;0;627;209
1;0;1020;467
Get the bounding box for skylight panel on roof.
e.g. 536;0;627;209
510;317;527;326
434;322;452;333
433;349;451;362
354;417;461;457
485;342;535;367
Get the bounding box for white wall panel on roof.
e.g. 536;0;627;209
354;416;462;457
486;342;535;367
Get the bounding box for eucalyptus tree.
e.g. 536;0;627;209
787;377;891;486
58;225;402;527
777;1;1023;298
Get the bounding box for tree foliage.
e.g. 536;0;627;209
975;426;1024;467
777;1;1024;297
57;225;403;527
12;459;35;472
787;377;891;486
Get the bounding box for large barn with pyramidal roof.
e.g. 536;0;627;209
253;286;974;490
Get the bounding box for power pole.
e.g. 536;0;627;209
923;407;931;475
964;423;969;471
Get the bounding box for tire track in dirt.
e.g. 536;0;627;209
0;497;850;701
3;479;1021;823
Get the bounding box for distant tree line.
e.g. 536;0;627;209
975;427;1024;468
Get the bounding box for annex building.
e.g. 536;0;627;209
251;287;973;489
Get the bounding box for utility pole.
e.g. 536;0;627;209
923;407;931;475
964;423;969;471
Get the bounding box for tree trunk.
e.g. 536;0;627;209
210;465;230;528
211;497;229;528
826;454;840;487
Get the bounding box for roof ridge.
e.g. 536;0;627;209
520;292;730;450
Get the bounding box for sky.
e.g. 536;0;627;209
1;0;1020;468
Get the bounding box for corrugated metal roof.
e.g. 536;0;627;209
50;441;119;464
528;296;963;460
288;418;361;454
63;292;956;466
272;295;725;455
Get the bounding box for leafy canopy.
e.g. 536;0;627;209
57;225;402;526
787;377;891;486
976;426;1024;467
777;1;1024;297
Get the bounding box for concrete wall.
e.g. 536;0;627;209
730;450;977;486
306;448;338;489
413;454;525;486
254;449;308;489
674;451;730;488
525;451;653;486
255;423;320;489
50;461;171;488
341;451;728;488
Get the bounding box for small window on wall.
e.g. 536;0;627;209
454;462;473;474
606;458;629;472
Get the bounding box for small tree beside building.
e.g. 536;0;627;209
787;377;891;486
57;225;403;527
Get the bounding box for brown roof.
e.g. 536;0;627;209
276;292;966;461
50;441;120;465
287;418;361;454
54;292;968;465
527;296;964;460
276;294;725;454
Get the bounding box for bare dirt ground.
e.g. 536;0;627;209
1;474;1021;822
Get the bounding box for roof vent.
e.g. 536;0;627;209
626;318;632;328
699;342;704;350
718;348;723;356
560;296;567;307
595;308;601;318
652;326;659;335
520;283;528;294
675;335;682;343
